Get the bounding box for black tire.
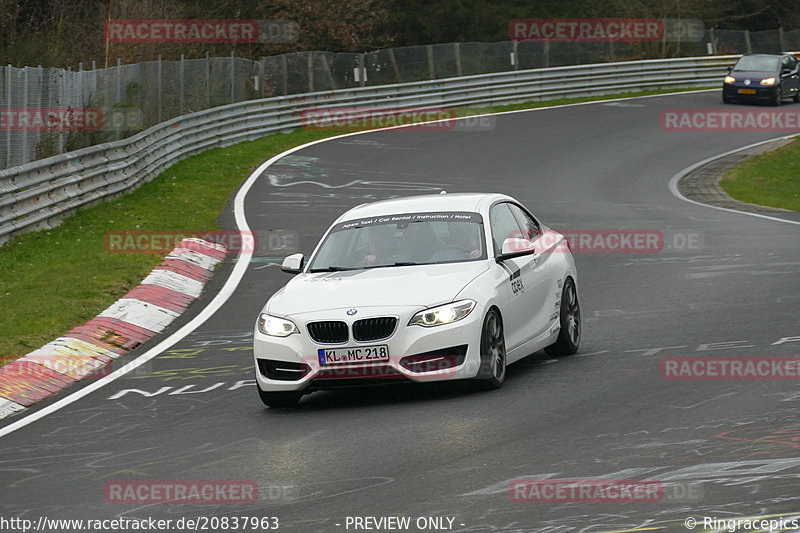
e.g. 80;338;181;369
475;308;506;390
258;387;302;408
545;278;581;356
771;85;782;106
793;89;800;103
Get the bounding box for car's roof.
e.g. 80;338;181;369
737;53;790;60
337;192;515;222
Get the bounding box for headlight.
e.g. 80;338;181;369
724;75;736;84
257;314;299;337
409;300;476;327
761;77;776;86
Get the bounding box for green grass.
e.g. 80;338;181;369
0;129;344;361
0;87;710;363
719;139;800;212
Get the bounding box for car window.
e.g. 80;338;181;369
733;55;780;72
507;203;541;241
308;211;486;270
489;203;524;255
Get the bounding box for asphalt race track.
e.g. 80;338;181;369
2;90;800;532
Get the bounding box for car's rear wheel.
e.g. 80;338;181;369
772;84;782;106
545;278;581;356
258;387;302;408
475;308;506;389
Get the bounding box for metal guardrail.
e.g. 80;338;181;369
0;54;740;246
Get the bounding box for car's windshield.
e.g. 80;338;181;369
308;211;486;271
733;55;780;72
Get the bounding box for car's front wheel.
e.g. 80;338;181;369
545;277;581;356
475;308;506;389
258;387;302;408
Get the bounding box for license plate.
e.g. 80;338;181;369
738;89;756;94
318;344;389;365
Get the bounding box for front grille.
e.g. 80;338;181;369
353;317;397;342
257;359;310;381
309;366;407;389
307;321;348;343
400;345;468;373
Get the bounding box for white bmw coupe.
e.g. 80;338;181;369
253;192;580;407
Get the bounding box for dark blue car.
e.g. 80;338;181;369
722;53;800;105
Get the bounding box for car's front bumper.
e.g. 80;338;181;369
723;84;778;102
253;305;485;393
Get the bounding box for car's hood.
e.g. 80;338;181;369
730;70;777;81
267;262;490;316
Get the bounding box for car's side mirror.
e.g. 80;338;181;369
497;237;538;262
727;65;732;73
502;237;534;255
281;253;304;273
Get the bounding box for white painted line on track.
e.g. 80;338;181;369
667;133;800;226
0;88;735;438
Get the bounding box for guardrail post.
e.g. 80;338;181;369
3;65;8;168
426;45;435;79
116;57;121;105
512;40;518;70
454;43;462;76
258;58;265;98
230;51;235;103
205;52;210;108
180;53;185;114
22;66;28;165
708;28;716;55
388;48;401;82
543;40;550;68
744;30;752;53
59;66;66;155
779;27;786;51
157;54;162;123
307;52;314;92
357;54;366;87
280;54;288;95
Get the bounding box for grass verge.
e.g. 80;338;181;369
0;87;709;362
719;138;800;212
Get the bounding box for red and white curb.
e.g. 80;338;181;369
0;238;226;419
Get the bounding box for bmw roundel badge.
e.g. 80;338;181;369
347;309;357;316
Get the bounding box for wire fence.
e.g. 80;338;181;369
2;27;800;169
